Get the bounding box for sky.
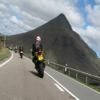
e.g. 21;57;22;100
0;0;100;57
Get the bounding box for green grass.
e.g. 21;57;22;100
74;75;100;93
0;48;10;61
74;77;100;92
63;71;100;93
88;84;100;92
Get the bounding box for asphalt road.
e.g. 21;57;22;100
46;64;100;100
0;52;75;100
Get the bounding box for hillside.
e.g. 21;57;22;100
0;34;4;49
7;13;100;75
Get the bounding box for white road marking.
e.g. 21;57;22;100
3;53;99;99
66;74;100;95
0;51;13;68
48;66;100;95
45;71;79;100
1;52;99;100
54;83;65;92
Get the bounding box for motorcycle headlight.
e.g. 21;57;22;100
38;55;44;61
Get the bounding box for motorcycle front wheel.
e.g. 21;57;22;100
38;63;45;78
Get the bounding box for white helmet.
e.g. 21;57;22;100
36;36;41;41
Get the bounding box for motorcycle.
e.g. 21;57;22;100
14;49;17;53
35;50;45;78
20;51;23;59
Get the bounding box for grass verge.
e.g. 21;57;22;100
0;48;10;61
73;77;100;93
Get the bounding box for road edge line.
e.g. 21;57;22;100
0;51;13;68
47;66;100;95
54;83;65;92
45;71;79;100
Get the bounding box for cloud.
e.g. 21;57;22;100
95;0;100;4
0;0;85;34
0;3;7;10
10;16;19;23
0;0;100;56
86;4;100;27
85;26;100;52
24;0;84;27
73;25;100;56
22;11;46;27
10;16;32;31
0;11;4;18
5;0;84;27
79;3;100;56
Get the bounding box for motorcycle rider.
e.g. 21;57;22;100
32;35;43;65
19;46;23;53
19;46;24;58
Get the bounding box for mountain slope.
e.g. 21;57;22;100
7;14;100;75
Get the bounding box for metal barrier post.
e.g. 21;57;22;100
64;66;67;74
47;60;100;84
68;69;70;76
48;60;50;65
76;73;78;79
65;64;68;74
86;76;88;84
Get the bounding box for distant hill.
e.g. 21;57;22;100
0;34;4;49
7;13;100;75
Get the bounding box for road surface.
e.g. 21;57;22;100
0;52;75;100
0;52;100;100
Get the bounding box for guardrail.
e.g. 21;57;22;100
46;60;100;84
25;55;100;85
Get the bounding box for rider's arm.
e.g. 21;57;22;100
32;44;35;56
